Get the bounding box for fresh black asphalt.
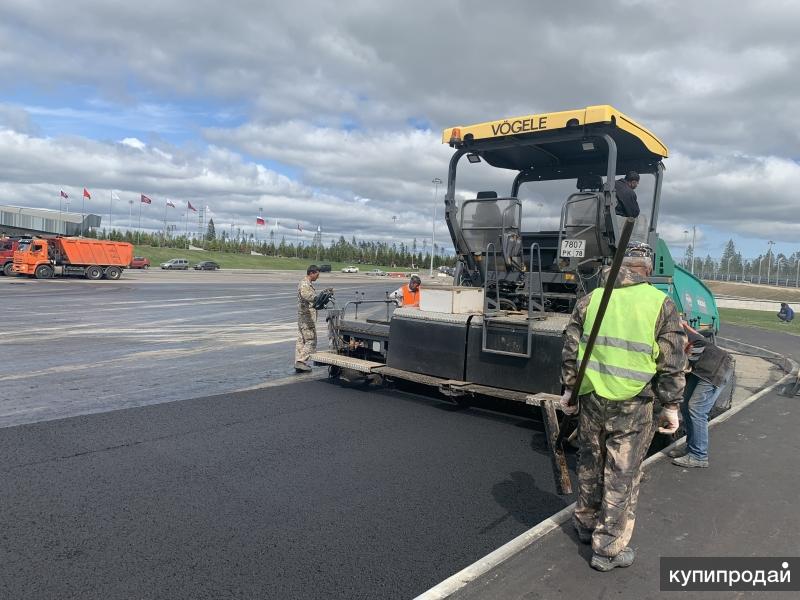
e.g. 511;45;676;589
0;378;573;600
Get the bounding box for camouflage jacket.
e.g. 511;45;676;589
298;278;317;322
561;266;687;405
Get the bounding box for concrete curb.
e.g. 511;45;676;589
414;340;798;600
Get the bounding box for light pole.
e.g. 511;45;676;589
758;256;766;284
776;258;786;287
690;226;697;274
795;255;800;288
430;177;442;278
726;255;734;281
766;240;775;285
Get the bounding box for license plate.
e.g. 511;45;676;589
560;239;585;258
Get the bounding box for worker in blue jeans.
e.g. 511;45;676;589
669;321;734;468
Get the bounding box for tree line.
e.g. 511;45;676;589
683;238;800;284
90;223;455;269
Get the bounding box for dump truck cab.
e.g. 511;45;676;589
12;238;52;278
442;105;671;315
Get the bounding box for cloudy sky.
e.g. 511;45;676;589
0;0;798;260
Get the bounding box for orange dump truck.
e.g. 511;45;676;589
13;237;134;280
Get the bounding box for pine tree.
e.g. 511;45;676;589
206;218;216;241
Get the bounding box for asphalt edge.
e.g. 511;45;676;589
413;339;798;600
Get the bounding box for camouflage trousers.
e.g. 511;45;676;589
572;392;655;557
295;317;317;364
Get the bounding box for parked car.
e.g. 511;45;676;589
160;258;189;270
341;265;359;273
129;256;151;269
318;264;332;272
365;269;387;276
193;261;220;271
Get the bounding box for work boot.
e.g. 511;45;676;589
590;547;636;572
574;523;593;544
672;454;708;468
294;361;312;373
667;446;687;459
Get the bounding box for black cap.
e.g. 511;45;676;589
624;171;640;182
307;265;320;274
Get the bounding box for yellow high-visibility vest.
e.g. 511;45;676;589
577;283;666;400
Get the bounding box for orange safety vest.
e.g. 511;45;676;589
402;284;421;307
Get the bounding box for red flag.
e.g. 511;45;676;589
60;190;69;199
83;188;91;199
256;216;265;226
141;194;152;204
166;200;175;208
188;201;197;212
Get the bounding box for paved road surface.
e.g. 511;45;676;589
0;379;571;600
0;269;395;427
0;269;573;599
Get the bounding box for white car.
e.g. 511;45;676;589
341;266;359;273
365;269;386;276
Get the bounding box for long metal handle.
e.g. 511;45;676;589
556;217;636;446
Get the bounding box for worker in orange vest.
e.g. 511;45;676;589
390;275;422;307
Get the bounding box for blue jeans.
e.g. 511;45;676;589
681;374;723;460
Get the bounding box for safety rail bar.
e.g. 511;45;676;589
528;242;545;316
481;241;533;358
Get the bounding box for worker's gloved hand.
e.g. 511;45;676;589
657;405;680;435
559;388;578;415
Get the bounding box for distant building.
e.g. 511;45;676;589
0;205;101;237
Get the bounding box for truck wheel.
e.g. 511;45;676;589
35;264;54;279
2;262;14;277
85;266;103;280
105;266;122;280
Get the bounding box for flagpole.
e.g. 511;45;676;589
138;200;142;246
258;208;263;249
109;191;113;233
163;202;168;246
81;195;85;237
185;204;190;249
59;194;63;233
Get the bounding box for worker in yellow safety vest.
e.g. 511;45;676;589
390;275;421;307
559;243;687;572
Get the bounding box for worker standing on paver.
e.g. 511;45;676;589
559;244;686;571
614;171;641;218
389;275;422;307
295;265;320;373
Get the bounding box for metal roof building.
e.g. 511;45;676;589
0;205;101;237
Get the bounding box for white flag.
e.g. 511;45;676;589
111;190;120;200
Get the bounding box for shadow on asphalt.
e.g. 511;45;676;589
481;471;567;533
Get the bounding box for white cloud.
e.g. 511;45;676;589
0;0;798;256
120;137;146;150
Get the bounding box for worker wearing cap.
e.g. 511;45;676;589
559;243;686;571
295;265;320;373
614;171;641;218
389;275;422;307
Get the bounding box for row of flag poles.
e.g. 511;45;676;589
60;188;309;245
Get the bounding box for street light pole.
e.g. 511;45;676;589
795;255;800;288
430;177;442;278
727;255;733;281
766;240;775;285
690;226;696;274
